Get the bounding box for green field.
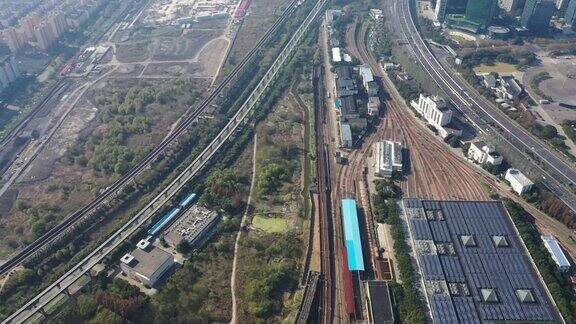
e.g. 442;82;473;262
252;214;289;233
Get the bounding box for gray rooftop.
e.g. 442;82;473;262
124;245;173;280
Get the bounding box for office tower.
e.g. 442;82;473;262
521;0;556;32
556;0;569;9
499;0;519;11
466;0;498;29
435;0;448;21
566;0;576;28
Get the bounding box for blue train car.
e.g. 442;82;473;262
179;192;197;208
148;207;181;236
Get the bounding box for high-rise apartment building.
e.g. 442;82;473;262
34;24;56;50
2;27;25;53
0;56;20;92
521;0;556;32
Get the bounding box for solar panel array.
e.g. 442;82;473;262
403;199;557;323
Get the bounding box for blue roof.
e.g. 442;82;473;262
179;192;196;207
148;208;180;236
341;199;365;271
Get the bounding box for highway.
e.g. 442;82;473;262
395;0;576;212
0;0;302;278
1;0;328;322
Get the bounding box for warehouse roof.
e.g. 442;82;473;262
541;235;570;269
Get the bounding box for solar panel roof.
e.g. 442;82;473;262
403;199;559;323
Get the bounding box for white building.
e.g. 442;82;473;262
120;239;175;287
541;235;571;272
467;141;503;165
415;94;453;127
374;140;403;177
411;94;462;138
332;47;342;63
505;168;533;195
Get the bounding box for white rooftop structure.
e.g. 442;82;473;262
541;235;571;272
468;141;503;166
374;141;403;177
332;47;342;63
505;168;533;195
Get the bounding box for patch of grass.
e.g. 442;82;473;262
252;214;290;233
473;62;518;75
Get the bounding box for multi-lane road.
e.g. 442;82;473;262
394;0;576;212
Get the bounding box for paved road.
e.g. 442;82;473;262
395;0;576;212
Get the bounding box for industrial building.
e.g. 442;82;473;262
164;205;220;248
374;140;403;178
505;168;534;195
120;239;175;287
521;0;556;33
366;281;395;324
403;199;559;323
467;141;503;165
541;235;571;272
341;199;365;271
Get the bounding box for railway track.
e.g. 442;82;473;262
350;20;487;201
312;65;335;324
0;0;301;277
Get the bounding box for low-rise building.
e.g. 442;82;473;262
541;235;571;272
505;168;533;194
341;122;353;148
120;240;175;287
164;206;220;248
339;96;359;119
468;141;503;165
359;65;378;96
335;66;358;98
367;96;380;116
332;47;342;63
496;76;523;100
374;140;403;177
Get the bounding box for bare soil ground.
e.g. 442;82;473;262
152;30;223;61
